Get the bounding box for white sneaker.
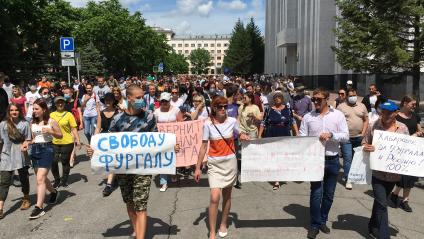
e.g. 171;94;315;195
160;184;168;192
345;182;353;190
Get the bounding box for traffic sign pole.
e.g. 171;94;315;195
67;66;71;86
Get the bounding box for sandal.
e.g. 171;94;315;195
272;183;280;190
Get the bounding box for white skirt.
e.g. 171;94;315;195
207;157;237;188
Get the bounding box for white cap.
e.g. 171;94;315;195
159;92;171;101
347;80;353;85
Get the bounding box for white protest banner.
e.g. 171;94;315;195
347;147;371;185
370;130;424;177
241;136;325;183
157;119;204;167
90;132;176;175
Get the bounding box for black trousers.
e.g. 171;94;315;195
52;143;74;184
0;167;30;201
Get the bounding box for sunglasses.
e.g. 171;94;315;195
338;92;345;95
311;97;325;104
216;105;228;110
171;92;178;94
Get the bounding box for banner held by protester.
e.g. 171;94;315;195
157;119;204;167
370;130;424;177
241;137;325;182
347;146;371;184
90;132;176;174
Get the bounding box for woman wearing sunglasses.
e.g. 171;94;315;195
154;92;183;192
194;96;248;239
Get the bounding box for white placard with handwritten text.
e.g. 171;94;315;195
370;130;424;177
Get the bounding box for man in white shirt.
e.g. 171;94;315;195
170;87;187;108
2;75;14;100
300;88;349;239
93;75;111;110
25;82;41;121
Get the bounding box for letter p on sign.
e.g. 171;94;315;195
60;37;74;52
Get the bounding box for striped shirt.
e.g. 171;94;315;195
203;117;239;161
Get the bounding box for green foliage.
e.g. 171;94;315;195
189;48;212;74
223;18;264;75
79;42;104;78
334;0;424;102
0;0;172;81
164;51;189;75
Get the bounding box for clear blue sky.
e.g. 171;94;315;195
67;0;265;36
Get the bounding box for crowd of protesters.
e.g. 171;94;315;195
0;71;422;239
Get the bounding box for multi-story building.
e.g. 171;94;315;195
153;27;230;75
264;0;351;89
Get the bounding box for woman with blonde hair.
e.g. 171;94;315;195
190;95;210;120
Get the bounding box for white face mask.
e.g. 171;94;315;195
348;96;357;105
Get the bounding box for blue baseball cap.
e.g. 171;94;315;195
379;100;399;112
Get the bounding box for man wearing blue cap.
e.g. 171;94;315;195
362;100;409;239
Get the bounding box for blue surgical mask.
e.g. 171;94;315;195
64;94;71;101
133;98;145;110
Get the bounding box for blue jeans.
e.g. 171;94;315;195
83;116;97;143
369;176;395;239
310;156;340;229
340;136;363;179
160;174;168;185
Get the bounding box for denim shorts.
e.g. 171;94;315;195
29;143;54;169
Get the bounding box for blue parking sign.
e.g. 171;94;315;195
60;37;74;52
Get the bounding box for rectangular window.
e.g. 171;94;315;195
217;50;221;53
211;43;215;47
178;44;182;47
178;50;182;53
191;44;195;47
204;43;208;47
185;44;189;47
197;44;201;47
217;43;221;47
185;50;189;54
224;43;229;47
217;63;221;66
172;44;176;47
217;56;221;60
211;50;215;53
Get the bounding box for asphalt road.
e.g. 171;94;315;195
1;133;424;239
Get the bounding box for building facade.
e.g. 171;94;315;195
153;27;230;75
265;0;350;89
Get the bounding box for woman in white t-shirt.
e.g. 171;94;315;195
154;92;183;192
190;95;210;120
194;96;248;239
28;99;63;219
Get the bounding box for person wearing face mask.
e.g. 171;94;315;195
388;95;423;213
337;88;369;190
86;84;180;239
81;83;100;143
362;101;409;239
300;88;349;239
39;87;53;109
25;81;41;122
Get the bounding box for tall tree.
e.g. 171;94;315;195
334;0;424;106
246;18;265;74
79;42;104;78
164;51;189;75
223;19;253;75
189;48;211;74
